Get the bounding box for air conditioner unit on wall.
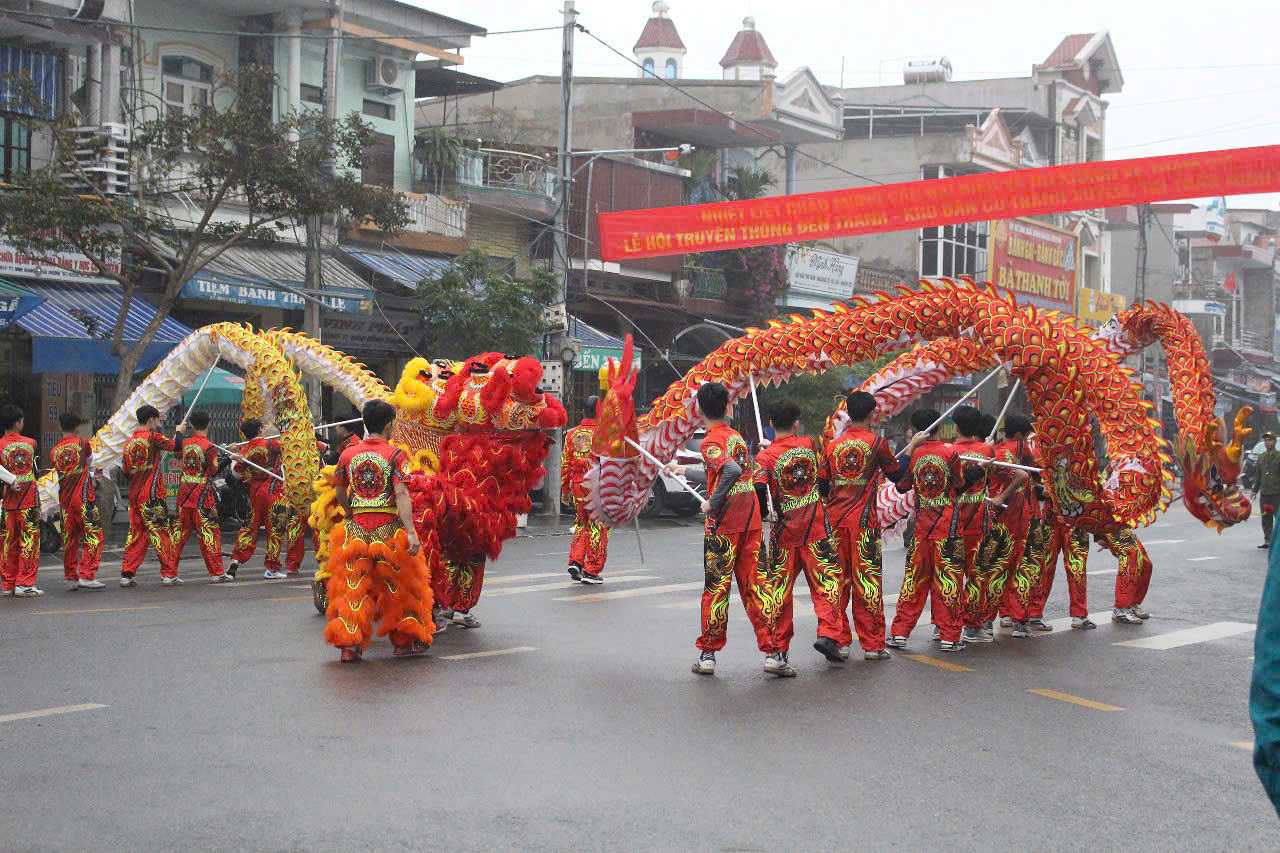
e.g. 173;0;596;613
365;57;403;94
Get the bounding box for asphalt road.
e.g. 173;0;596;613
1;504;1276;851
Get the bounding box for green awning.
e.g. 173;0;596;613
181;367;245;407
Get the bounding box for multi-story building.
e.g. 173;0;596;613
0;0;489;441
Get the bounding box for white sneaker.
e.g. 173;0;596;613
691;651;716;675
1132;605;1150;620
77;579;105;590
885;635;908;649
450;611;481;629
931;625;941;642
120;576;137;588
65;580;80;591
999;616;1013;628
208;574;233;584
763;653;797;678
263;570;286;580
836;645;852;662
1112;608;1143;625
961;627;993;644
161;576;185;586
14;586;44;597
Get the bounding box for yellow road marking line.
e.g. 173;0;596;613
0;703;107;724
1028;688;1123;711
903;654;972;672
27;606;162;616
1232;740;1254;750
441;646;537;661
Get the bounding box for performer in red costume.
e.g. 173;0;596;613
174;411;229;582
673;382;791;678
887;408;984;653
0;404;42;597
228;419;300;580
951;406;996;645
1029;509;1094;630
325;399;431;662
754;400;849;667
979;415;1037;636
562;395;608;585
49;412;105;590
824;390;910;661
120;405;184;588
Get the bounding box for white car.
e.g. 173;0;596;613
643;432;707;518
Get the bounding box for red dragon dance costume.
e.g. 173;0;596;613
174;435;225;577
121;428;179;580
324;437;433;652
50;434;104;583
562;416;608;578
0;432;40;591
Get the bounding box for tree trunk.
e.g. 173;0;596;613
108;338;146;416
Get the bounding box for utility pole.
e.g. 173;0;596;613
303;0;343;420
1136;203;1150;401
543;0;576;519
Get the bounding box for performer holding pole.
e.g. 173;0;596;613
824;391;916;661
119;405;184;587
227;418;291;580
563;395;609;585
173;411;230;582
669;382;789;678
50;412;105;590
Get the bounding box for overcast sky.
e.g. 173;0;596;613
419;0;1280;208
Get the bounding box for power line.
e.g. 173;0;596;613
5;9;559;42
574;24;885;187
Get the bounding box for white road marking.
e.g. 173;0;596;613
441;646;537;661
1186;556;1220;562
558;581;705;602
1087;568;1118;576
0;703;107;725
485;575;661;597
1115;621;1256;650
1138;539;1186;546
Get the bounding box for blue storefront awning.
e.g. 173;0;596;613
343;248;453;289
0;278;43;325
15;281;193;374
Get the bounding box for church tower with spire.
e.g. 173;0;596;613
633;1;686;79
720;17;778;80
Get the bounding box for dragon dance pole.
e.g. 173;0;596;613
747;373;767;447
624;437;704;500
181;360;220;425
213;442;285;483
896;364;1006;458
228;417;364;447
988;377;1022;441
959;454;1041;473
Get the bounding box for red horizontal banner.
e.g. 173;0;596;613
597;145;1280;261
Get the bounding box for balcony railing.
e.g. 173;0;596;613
455;148;556;199
403;191;466;239
61;124;130;197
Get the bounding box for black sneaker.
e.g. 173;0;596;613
580;572;603;585
813;636;845;663
1260;543;1271;550
226;561;239;579
568;564;583;582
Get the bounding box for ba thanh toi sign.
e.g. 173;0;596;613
988;219;1077;310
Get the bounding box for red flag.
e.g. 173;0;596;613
1224;272;1238;293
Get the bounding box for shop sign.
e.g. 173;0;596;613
785;247;859;301
183;270;371;315
988;218;1077;310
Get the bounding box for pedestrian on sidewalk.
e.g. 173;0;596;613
1253;432;1280;549
0;404;42;597
562;395;608;585
50;412;105;590
120;405;185;588
174;411;229;583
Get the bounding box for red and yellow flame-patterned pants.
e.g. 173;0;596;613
568;497;609;576
833;525;886;652
970;521;1028;625
433;555;485;614
771;534;849;650
323;520;433;650
61;500;104;582
1102;530;1153;610
1030;521;1089;619
233;484;303;573
1001;518;1049;623
890;536;965;644
1;505;40;589
122;497;178;578
175;499;225;577
697;525;784;654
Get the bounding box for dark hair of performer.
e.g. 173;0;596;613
0;403;24;432
189;411;211;431
240;418;262;439
910;408;942;435
952;405;984;439
136;405;161;428
59;412;85;433
768;399;802;432
1004;415;1033;438
979;414;997;440
362;399;396;435
696;382;730;421
584;396;600;419
845;390;877;423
